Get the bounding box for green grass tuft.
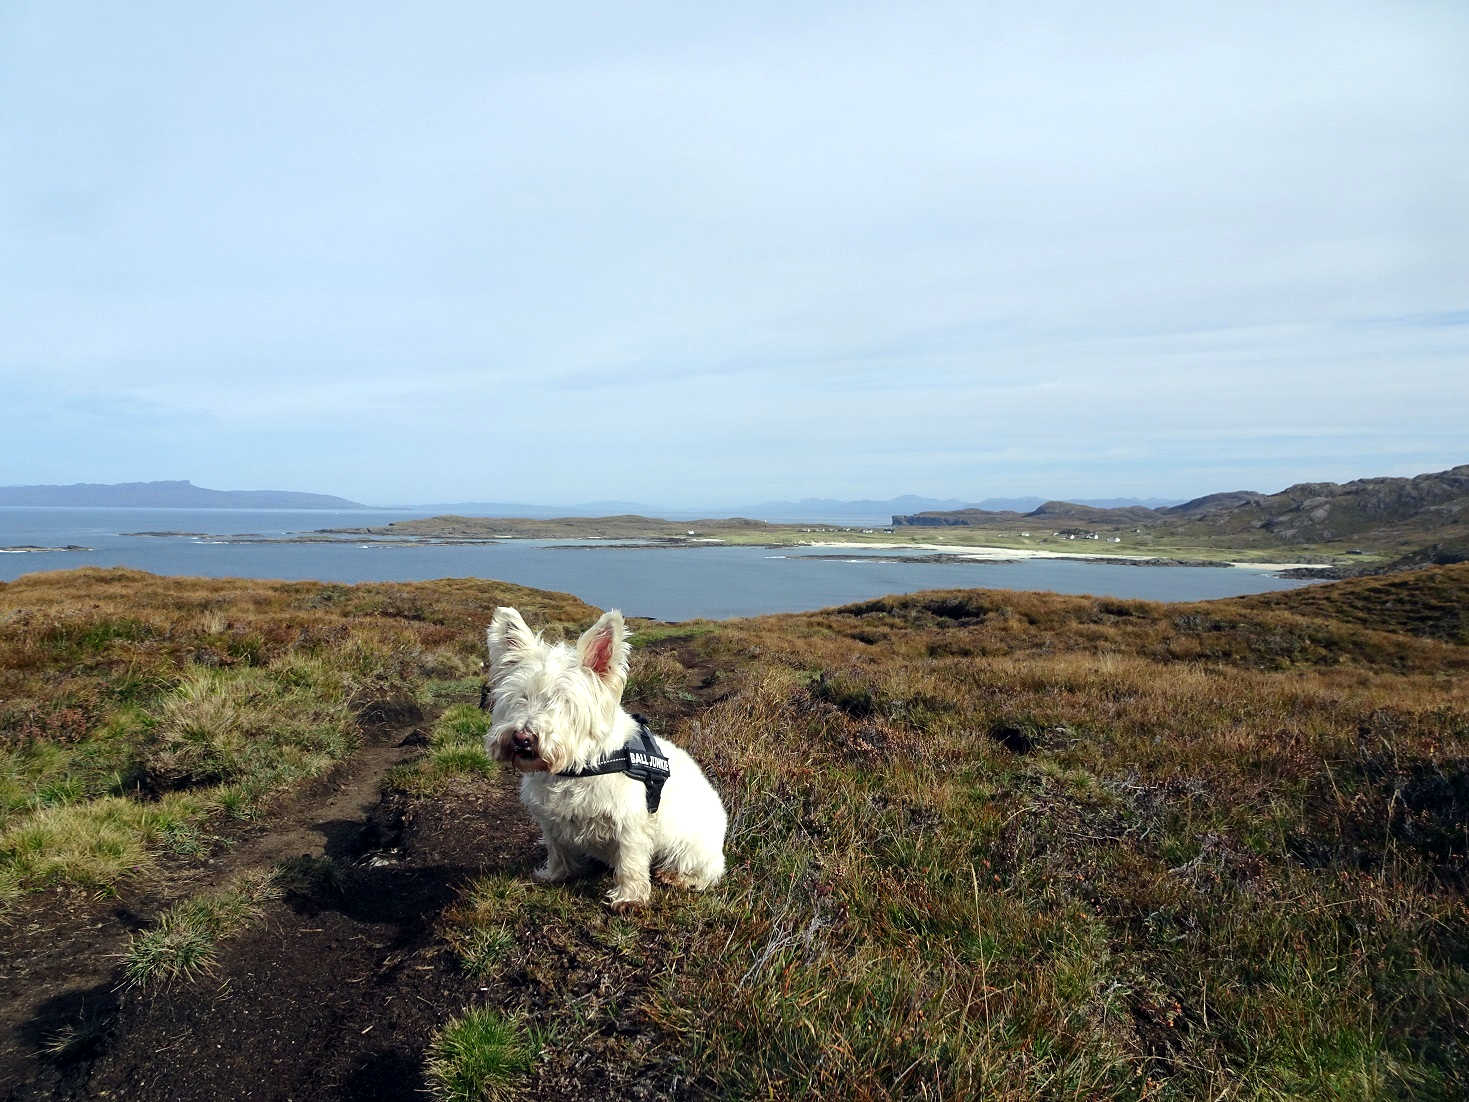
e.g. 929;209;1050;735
425;1007;535;1102
120;868;282;988
432;703;489;748
453;923;515;977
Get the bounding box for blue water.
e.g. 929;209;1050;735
0;508;1317;621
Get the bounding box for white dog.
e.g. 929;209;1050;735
485;606;727;912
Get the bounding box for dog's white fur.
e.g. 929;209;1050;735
485;606;727;912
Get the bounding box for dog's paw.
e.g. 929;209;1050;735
533;864;568;883
607;881;650;913
654;867;696;890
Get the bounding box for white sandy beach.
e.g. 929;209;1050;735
799;540;1326;571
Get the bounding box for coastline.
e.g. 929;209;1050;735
797;539;1328;572
111;526;1334;573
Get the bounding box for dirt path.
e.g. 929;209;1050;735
63;775;533;1101
0;719;537;1101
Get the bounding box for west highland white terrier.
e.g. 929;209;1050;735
485;606;728;913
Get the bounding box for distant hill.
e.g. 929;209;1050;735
894;501;1160;527
398;499;696;519
729;494;1178;519
721;495;971;522
1027;500;1161;524
894;464;1469;555
0;480;366;509
392;494;1178;524
1159;490;1266;518
972;496;1181;512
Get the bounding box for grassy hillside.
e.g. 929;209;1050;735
2;566;1466;1099
896;464;1469;563
0;569;591;899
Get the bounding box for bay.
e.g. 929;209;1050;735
0;507;1317;621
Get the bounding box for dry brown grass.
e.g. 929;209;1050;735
448;565;1469;1099
0;568;594;901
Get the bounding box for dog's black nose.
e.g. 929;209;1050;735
510;730;535;752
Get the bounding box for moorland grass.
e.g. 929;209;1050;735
5;564;1467;1098
0;569;593;903
0;792;205;901
440;565;1469;1100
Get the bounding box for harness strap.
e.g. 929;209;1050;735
555;717;670;813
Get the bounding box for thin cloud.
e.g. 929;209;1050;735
1;1;1465;503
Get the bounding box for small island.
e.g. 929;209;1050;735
106;512;1391;577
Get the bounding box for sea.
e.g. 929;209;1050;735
0;507;1318;621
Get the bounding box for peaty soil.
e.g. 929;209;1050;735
0;721;540;1102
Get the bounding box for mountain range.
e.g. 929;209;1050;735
0;480;365;510
894;464;1469;552
0;482;1176;520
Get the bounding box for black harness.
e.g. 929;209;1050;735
555;715;671;813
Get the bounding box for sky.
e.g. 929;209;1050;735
3;1;1466;508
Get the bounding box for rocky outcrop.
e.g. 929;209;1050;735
1244;467;1469;543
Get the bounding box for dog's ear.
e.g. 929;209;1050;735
576;609;629;695
487;606;536;672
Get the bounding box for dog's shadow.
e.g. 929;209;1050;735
280;862;469;930
276;811;571;935
337;1045;425;1102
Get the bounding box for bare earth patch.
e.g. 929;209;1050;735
0;716;525;1101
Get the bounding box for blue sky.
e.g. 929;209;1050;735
3;1;1466;507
